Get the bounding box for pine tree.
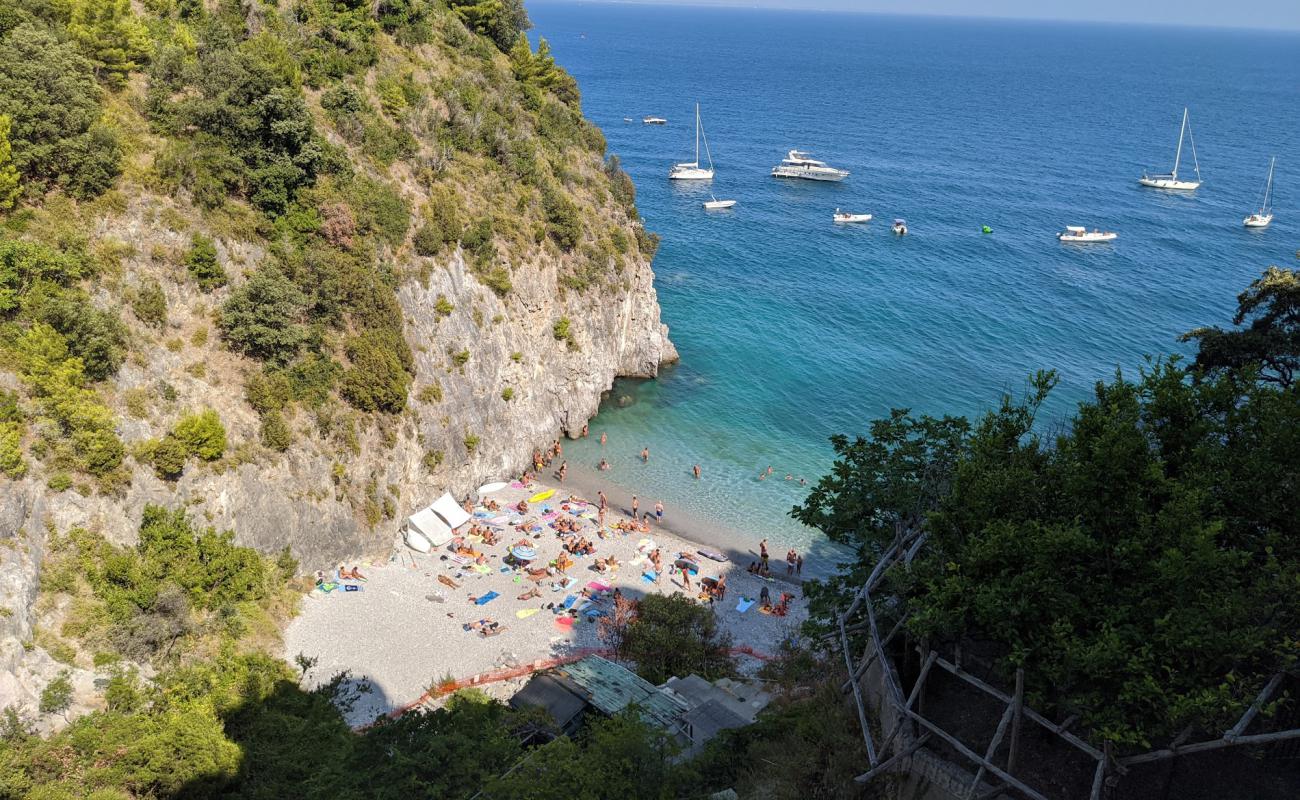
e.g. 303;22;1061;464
67;0;151;87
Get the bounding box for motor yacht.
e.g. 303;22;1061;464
771;150;848;182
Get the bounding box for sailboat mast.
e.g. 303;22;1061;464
1263;156;1275;213
694;103;700;165
1172;107;1187;179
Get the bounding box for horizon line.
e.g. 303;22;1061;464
529;0;1300;35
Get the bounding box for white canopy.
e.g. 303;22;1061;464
431;492;471;530
407;506;453;547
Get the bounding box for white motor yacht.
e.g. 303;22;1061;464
670;104;714;181
1243;156;1275;228
643;116;667;125
771;150;848;182
833;209;871;223
1058;225;1117;243
703;196;736;210
1139;107;1202;190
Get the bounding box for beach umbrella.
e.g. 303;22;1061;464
511;546;537;562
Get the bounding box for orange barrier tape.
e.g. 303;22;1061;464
355;645;771;730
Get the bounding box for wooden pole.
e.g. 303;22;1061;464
1007;668;1025;773
965;697;1017;799
856;734;932;784
840;608;878;764
901;708;1052;800
1225;671;1285;741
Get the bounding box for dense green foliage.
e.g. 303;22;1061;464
0;22;121;200
184;234;226;291
448;0;530;52
0;115;19;210
1183;265;1299;388
797;268;1300;749
614;594;735;685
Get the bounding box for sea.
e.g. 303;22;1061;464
528;2;1300;560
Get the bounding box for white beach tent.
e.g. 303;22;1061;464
406;506;453;551
431;491;471;530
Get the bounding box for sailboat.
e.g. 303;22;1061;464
1244;157;1275;228
669;103;714;181
1139;107;1202;190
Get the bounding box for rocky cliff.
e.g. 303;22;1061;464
0;0;675;720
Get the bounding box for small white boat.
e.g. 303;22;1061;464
643;116;667;125
703;196;736;210
771;150;849;181
892;219;908;235
1139;107;1202;190
833;209;872;224
623;117;633;122
670;103;714;181
1244;156;1275;228
1058;225;1117;243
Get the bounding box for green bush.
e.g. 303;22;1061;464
0;114;20;211
150;434;188;479
132;279;168;328
259;409;292;452
552;316;573;345
172;409;226;461
219;266;308;365
463;432;479;454
433;294;454;317
616;594;734;685
0;420;24;478
448;0;531;52
542;186;582;251
500;387;513;402
185;235;227;291
346;176;410;248
0;24;122;199
67;0;151;88
414;188;463;257
339;331;411;413
245;370;292;415
38;671;73;716
15;323;123;477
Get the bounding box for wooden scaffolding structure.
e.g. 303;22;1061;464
838;524;1300;798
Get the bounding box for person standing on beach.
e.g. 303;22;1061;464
796;554;804;575
558;461;567;483
641;446;649;463
631;496;639;518
598;490;608;511
693;464;701;479
654;500;664;523
759;539;768;560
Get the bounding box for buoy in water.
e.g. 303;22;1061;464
982;225;993;234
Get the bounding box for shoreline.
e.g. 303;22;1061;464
557;457;838;584
284;473;810;726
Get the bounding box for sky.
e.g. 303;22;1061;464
555;0;1300;32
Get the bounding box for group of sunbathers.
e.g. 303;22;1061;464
316;566;367;586
554;516;582;534
463;618;504;637
564;536;595;556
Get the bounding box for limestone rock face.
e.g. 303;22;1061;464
0;230;674;722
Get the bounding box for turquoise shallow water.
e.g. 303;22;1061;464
529;3;1300;553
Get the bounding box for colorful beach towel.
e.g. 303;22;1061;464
555;617;574;629
471;564;492;574
342;584;363;593
561;594;578;610
474;591;499;606
586;581;612;592
516;608;540;619
736;598;755;613
642;571;658;583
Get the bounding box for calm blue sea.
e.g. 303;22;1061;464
529;2;1300;555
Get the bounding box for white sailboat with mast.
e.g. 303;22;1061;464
1243;157;1275;228
1139;107;1202;190
669;103;714;181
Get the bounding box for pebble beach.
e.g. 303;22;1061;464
283;475;810;726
